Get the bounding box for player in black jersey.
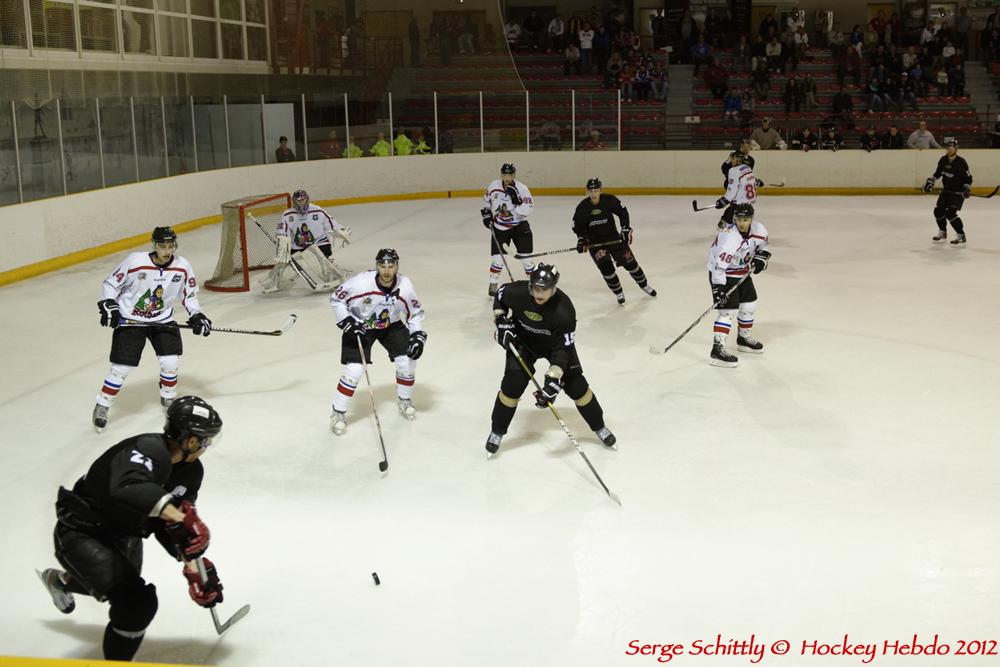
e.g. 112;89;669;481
572;178;657;305
485;264;616;455
923;139;973;244
720;139;755;183
37;396;225;661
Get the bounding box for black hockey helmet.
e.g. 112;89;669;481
529;263;559;291
500;163;516;175
732;203;754;219
375;248;399;265
292;189;310;213
152;226;177;245
944;137;959;148
586;177;602;191
165;396;223;446
729;150;746;164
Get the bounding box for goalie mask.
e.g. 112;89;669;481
292;190;310;214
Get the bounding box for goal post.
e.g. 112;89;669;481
205;193;291;292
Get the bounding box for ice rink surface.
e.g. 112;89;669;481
1;194;998;667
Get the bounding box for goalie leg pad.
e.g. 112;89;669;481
261;264;295;293
295;245;342;289
332;363;364;413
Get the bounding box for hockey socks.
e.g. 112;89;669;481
574;393;605;432
949;216;965;235
622;257;650;289
490;392;518;435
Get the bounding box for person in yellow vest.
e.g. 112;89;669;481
369;132;392;157
413;130;432;155
393;128;413;156
342;140;363;158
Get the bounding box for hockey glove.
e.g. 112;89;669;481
334;226;352;247
480;207;493;229
98;299;121;328
751;250;771;274
337;317;366;340
495;318;518;350
923;177;935;193
505;185;522;206
963;185;971;199
620;227;633;246
407;331;428;360
187;312;212;337
165;500;211;559
576;237;588;254
184;559;223;608
711;283;730;306
715;197;729;209
534;374;563;409
755;178;765;188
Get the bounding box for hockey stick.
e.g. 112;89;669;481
649;274;751;355
514;240;621;260
973;185;999;199
357;337;389;473
918;185;999;199
764;179;786;188
123;314;297;337
487;222;517;283
248;212;318;290
692;200;718;212
507;344;621;506
195;557;250;635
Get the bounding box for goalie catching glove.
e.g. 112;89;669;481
183;559;223;608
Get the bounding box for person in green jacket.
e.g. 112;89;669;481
393;129;413;156
413;130;432;155
369;132;392;157
342;141;363;158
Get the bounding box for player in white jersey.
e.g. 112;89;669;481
706;204;771;367
328;248;427;435
714;151;764;230
261;189;352;293
92;227;212;431
481;163;536;297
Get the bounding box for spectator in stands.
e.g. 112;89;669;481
948;63;965;97
274;136;296;162
703;57;730;99
894;72;919;111
752;60;771;101
749;117;782;149
902;46;918;71
369;132;391;157
633;63;652;101
523;11;543;51
935;67;949;96
740;88;756;126
534;122;562;151
802;73;818;112
619;65;635;102
547;14;565;52
603;51;624;88
583;129;606;150
458;17;476;55
781;27;797;72
578;22;595;74
651;62;669;101
408;17;421;67
848;25;864;50
318;129;342;159
795;26;811;63
830;85;855;127
680;11;694;64
860;125;882;151
907;120;940;149
765;35;782;72
723;87;742;123
955;7;971;57
882;124;904;149
412;130;431;155
393;128;413;156
828;22;846;56
783;76;803;113
791;126;817;151
920;21;936;48
342;139;363;159
941;39;956;66
750;34;766;71
504;18;522;49
866;73;886;112
692;35;712;75
758;13;778;41
733;35;751;72
564;42;581;75
593;25;611;73
821;125;844;151
869;10;886;44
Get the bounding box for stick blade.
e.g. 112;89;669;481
279;314;298;334
378;460;388;473
607;491;622;506
691;199;699;212
648;345;664;354
213;603;251;635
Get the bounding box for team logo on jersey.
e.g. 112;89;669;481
312;214;318;220
138;272;147;281
132;285;165;318
171;274;181;282
365;309;392;330
523;310;543;322
363;297;373;306
591;209;602;214
295;224;316;247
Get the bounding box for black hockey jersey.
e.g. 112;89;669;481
572;194;631;244
494;281;578;371
933;155;973;193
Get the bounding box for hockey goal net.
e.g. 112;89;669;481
205;193;291;292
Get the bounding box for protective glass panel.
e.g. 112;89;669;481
483;91;527;152
80;5;117;51
304;93;346;160
0;0;29;47
132;97;166;180
574;89;619;151
343;92;390;159
30;0;76;50
191;19;218;58
121;11;155;54
226;96;263;166
164;97;195;175
528;92;568;152
98;98;136;186
262;95;301;164
192;95;229;171
246;26;266;60
435;92;481;153
61;98;103;193
392;90;434;155
220;22;243;59
16;99;62;201
157;14;188;57
0;103;19;205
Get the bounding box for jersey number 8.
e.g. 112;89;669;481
744;182;757;200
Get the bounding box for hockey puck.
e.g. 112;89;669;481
371;572;380;586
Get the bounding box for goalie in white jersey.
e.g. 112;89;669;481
92;227;212;431
261;189;352;293
328;248;427;435
481;163;536;297
714;151;764;230
707;204;771;367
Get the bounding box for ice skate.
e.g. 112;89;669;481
931;230;947;242
397;398;416;420
160;396;173;410
485;431;503;457
710;341;739;367
594;426;617;449
950;234;966;245
329;409;347;436
641;285;657;297
488;282;498;297
92;404;109;432
736;333;764;354
36;568;75;614
615;292;625;306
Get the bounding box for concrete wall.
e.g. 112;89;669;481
2;148;998;276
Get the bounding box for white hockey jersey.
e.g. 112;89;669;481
330;270;425;334
724;164;758;206
101;252;203;323
483;179;534;230
707;221;770;285
276;204;346;251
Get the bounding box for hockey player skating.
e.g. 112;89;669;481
38;396;225;661
720;140;755;181
329;249;427;435
707;204;771;367
924;139;973;244
572;177;657;305
715;150;764;230
485;264;615;455
261;189;352;293
93;227;212;431
481;163;535;296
